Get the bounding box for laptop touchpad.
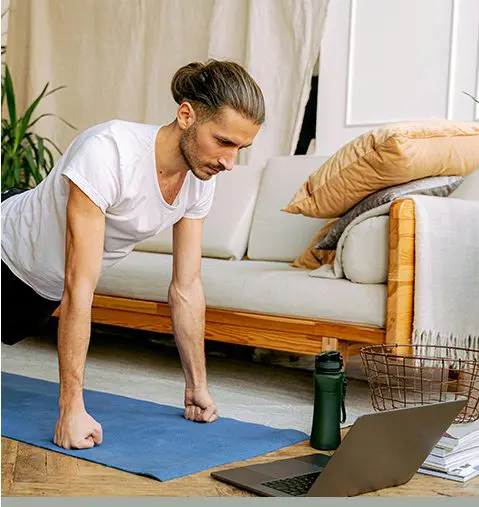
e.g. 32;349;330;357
298;453;331;467
251;457;325;478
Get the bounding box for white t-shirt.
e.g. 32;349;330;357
1;119;216;301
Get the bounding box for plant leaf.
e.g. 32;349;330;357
44;145;55;170
4;66;17;128
25;134;49;181
44;84;67;98
14;82;49;151
36;136;45;172
28;112;77;131
24;148;37;187
12;152;22;187
24;133;39;165
43;137;63;155
34;134;55;174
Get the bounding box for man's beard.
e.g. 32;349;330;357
179;125;209;181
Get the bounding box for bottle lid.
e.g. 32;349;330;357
315;350;343;372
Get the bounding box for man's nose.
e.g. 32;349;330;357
218;154;235;171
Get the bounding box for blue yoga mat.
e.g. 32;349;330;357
1;372;308;481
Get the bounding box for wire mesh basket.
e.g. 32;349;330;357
360;344;479;424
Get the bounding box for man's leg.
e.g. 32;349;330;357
1;188;60;346
1;261;60;346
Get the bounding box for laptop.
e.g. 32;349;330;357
211;398;467;497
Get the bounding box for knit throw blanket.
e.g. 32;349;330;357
310;195;479;358
410;195;479;360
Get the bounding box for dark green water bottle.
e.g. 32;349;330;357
310;350;347;450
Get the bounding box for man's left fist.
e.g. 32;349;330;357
184;386;219;423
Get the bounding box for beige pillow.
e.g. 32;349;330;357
292;219;337;269
283;120;479;218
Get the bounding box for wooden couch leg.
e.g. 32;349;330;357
321;337;349;365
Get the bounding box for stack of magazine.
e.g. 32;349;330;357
418;419;479;482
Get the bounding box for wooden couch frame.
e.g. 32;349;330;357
87;199;416;364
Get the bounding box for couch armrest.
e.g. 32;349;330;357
386;199;415;345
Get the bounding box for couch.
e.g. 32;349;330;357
85;155;416;365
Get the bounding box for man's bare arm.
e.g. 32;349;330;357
54;180;105;448
170;217;207;388
169;217;219;423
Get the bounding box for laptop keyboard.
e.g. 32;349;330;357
261;470;322;496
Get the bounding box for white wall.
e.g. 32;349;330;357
315;0;479;156
1;0;9;71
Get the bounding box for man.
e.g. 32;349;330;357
1;59;265;450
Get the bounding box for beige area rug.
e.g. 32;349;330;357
1;328;375;435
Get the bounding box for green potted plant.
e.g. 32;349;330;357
1;65;76;191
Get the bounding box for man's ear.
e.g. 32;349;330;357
177;102;197;130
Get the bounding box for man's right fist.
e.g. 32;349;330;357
54;407;103;450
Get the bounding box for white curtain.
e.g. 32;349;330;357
6;0;328;166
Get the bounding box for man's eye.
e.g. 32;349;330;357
218;139;229;145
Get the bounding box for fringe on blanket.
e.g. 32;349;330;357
413;329;479;365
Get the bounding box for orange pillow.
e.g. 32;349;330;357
292;219;337;269
283;120;479;218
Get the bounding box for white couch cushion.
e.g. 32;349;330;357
449;168;479;201
247;156;330;262
342;216;389;284
96;251;387;327
134;163;264;259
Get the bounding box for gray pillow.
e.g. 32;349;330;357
315;176;464;250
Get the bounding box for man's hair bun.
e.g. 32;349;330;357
170;59;265;124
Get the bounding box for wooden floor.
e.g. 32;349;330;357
2;429;478;497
